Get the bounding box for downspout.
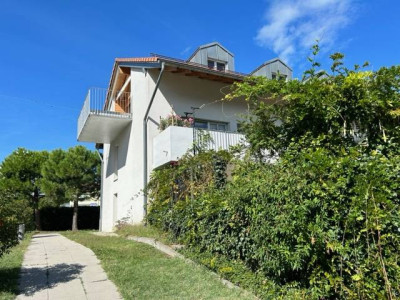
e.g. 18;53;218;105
96;149;104;231
143;62;165;219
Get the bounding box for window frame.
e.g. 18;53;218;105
194;119;229;132
206;59;228;71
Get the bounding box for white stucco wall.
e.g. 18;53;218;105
153;126;194;168
99;67;248;232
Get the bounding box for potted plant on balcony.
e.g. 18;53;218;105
159;113;193;131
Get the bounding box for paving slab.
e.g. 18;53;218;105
16;233;122;300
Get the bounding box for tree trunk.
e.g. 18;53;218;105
34;208;41;231
72;197;79;231
33;187;41;230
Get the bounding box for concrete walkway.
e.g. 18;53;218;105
17;233;122;300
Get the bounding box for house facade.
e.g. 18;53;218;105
77;42;292;232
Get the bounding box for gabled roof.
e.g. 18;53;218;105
107;54;246;94
187;42;234;62
251;57;292;74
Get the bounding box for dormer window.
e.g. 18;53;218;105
208;60;215;69
272;73;287;81
207;59;226;71
216;62;225;71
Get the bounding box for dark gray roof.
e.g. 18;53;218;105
187;42;234;61
251;57;292;74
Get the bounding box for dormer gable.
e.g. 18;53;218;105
251;58;292;80
187;42;235;71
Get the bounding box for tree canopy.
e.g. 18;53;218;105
41;146;100;231
0;148;48;256
226;47;400;158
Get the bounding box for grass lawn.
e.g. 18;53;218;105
0;232;33;300
116;224;173;245
62;231;255;300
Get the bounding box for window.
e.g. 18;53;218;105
217;123;227;131
194;119;228;131
194;120;208;129
207;59;227;71
272;73;287;81
209;123;218;130
216;62;225;71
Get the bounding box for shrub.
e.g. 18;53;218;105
0;219;18;257
158;113;193;131
147;49;400;299
0;193;30;257
148;144;400;298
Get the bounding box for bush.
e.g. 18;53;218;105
0;194;30;257
147;50;400;299
148;145;400;299
0;219;18;258
40;206;100;231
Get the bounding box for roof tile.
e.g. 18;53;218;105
115;57;158;62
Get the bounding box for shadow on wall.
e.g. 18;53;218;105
18;263;84;296
106;123;131;178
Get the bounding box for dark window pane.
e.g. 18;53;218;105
194;121;208;129
217;124;227;131
216;62;225;71
208;60;215;69
210;123;218;130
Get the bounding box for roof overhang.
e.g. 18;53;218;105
158;57;244;84
108;56;245;90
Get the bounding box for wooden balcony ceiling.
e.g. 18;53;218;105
166;66;236;84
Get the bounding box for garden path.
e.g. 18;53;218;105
16;233;122;300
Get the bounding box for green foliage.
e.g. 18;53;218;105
225;52;400;159
41;146;100;204
146;150;231;235
0;232;33;299
158;113;193;131
40;146;100;230
147;49;400;299
0;148;48;253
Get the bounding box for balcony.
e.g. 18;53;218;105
153;126;245;168
77;88;132;143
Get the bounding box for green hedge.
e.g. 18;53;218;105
0;220;18;257
40;206;100;231
147;146;400;299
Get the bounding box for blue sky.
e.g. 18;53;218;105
0;0;399;161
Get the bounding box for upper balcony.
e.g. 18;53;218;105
77;88;132;143
153;126;245;169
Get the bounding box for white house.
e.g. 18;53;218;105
77;42;292;232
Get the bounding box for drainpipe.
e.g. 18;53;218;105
143;62;165;220
96;148;104;232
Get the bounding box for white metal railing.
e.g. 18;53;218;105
77;88;131;139
194;128;245;151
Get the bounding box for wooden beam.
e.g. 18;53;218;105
169;67;236;83
116;75;131;100
171;68;191;74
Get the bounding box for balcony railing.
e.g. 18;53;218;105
153;126;245;168
77;87;132;143
194;128;244;152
